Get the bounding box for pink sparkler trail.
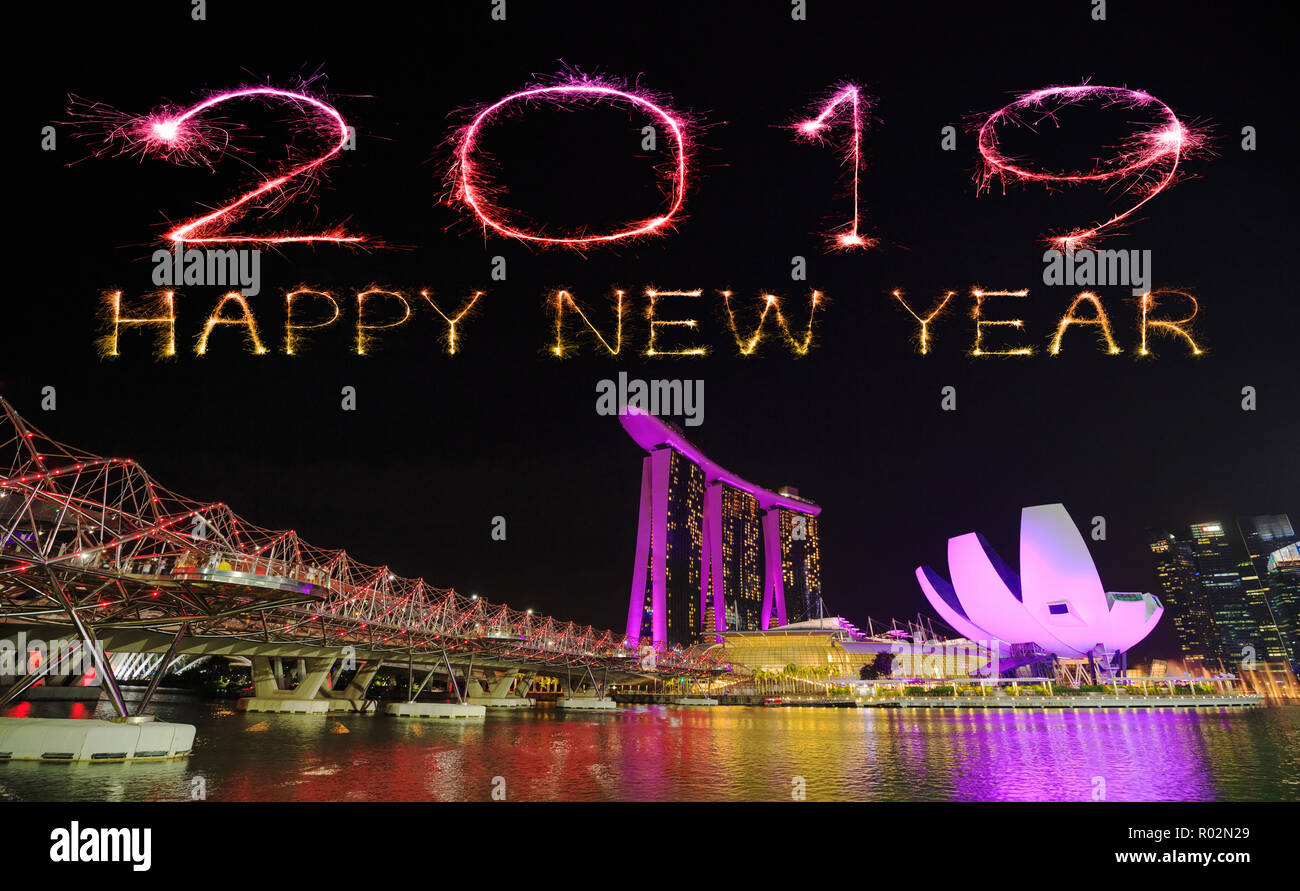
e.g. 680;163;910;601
79;86;361;246
793;83;877;250
452;75;691;246
976;84;1205;250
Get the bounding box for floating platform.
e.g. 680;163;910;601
468;697;535;709
556;698;619;710
236;698;350;714
677;697;720;707
385;702;486;719
10;686;102;703
0;716;195;763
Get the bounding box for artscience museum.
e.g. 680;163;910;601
915;504;1164;673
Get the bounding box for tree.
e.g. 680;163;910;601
860;653;894;680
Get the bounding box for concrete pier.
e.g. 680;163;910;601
556;697;618;710
0;716;195;762
233;656;378;713
468;696;535;708
385;702;486;719
236;697;351;714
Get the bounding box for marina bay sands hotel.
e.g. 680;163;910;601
620;409;824;648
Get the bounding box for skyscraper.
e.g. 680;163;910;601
778;503;823;625
1187;521;1285;667
716;485;764;631
1148;520;1294;672
1148;529;1219;667
628;447;704;647
622;410;822;648
1237;514;1300;669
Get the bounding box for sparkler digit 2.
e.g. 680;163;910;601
83;86;362;246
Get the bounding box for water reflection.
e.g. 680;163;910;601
2;699;1296;802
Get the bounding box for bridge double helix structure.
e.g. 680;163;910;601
0;397;726;717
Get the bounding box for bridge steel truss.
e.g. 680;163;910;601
0;398;724;715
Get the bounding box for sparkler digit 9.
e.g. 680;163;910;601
793;84;877;250
453;76;690;246
976;84;1204;249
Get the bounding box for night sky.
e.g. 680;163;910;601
6;0;1296;662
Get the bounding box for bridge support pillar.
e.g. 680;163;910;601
468;669;535;708
251;656;279;699
344;662;380;699
239;656;349;714
134;622;189;716
321;661;380;707
555;665;618;710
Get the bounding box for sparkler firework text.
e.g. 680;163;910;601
75;85;361;245
975;84;1207;250
888;287;1202;357
96;285;1201;360
72;77;1209;252
793;83;876;250
451;75;691;246
74;75;1213;365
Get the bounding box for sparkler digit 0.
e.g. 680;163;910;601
453;75;691;246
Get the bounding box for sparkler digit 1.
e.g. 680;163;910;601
453;75;690;246
84;86;362;246
975;84;1204;250
793;84;877;250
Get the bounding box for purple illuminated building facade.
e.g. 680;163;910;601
621;409;822;648
777;506;824;626
712;485;763;633
916;504;1164;667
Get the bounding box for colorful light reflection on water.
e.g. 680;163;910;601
2;699;1296;802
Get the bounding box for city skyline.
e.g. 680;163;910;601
1149;515;1299;672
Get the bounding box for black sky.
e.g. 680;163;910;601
5;0;1297;661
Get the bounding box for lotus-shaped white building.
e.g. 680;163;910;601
915;504;1163;658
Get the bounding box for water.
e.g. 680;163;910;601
3;698;1298;802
